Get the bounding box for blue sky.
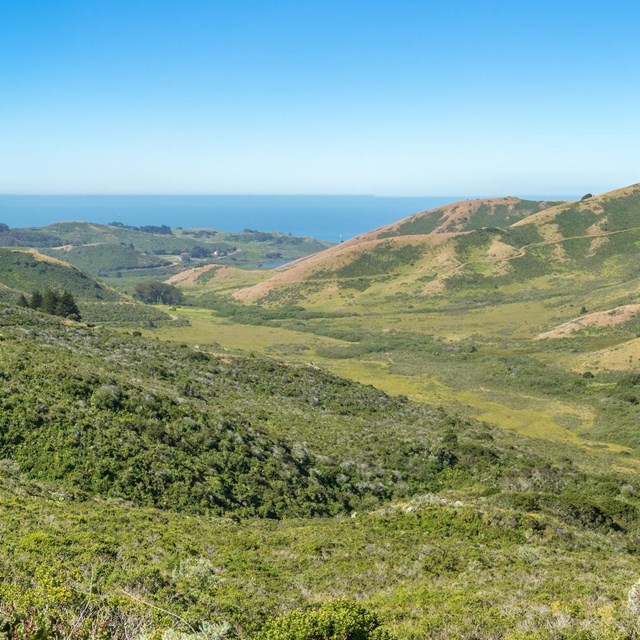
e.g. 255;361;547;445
1;0;638;195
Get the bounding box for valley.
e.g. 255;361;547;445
3;185;640;638
4;2;636;637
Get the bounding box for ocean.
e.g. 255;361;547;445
0;195;575;243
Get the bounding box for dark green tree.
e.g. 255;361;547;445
17;293;29;307
56;290;81;321
134;281;184;305
42;289;60;315
30;290;43;310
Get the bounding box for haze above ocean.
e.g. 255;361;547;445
0;195;577;243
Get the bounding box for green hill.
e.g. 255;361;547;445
45;242;172;277
0;248;172;325
2;304;640;639
158;182;640;508
377;196;563;237
226;185;640;317
0;305;543;518
0;248;119;300
0;221;333;272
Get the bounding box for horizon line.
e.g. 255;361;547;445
0;192;579;199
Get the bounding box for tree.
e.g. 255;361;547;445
17;293;29;307
581;193;593;200
27;289;81;320
30;290;43;310
42;289;60;315
190;245;211;258
56;290;81;320
134;281;184;305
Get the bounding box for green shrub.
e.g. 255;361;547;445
256;600;395;640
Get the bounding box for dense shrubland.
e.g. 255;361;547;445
45;242;172;277
0;306;542;518
2;305;640;638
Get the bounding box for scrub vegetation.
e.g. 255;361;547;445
4;184;640;638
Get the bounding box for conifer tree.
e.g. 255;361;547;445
42;289;59;315
57;290;81;320
30;290;43;310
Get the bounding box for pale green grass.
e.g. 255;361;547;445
141;306;352;354
141;304;640;476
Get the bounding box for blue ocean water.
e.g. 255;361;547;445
0;195;576;243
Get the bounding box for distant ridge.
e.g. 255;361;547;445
229;196;562;304
223;183;640;314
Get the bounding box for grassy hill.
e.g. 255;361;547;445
0;221;333;273
376;196;563;237
152;182;640;496
0;248;119;300
217;196;563;307
44;242;172;277
0;248;172;325
3;305;640;638
222;185;640;315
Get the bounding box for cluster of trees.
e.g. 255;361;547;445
108;222;173;235
242;229;275;241
0;224;64;247
182;229;217;238
18;289;81;320
134;280;184;305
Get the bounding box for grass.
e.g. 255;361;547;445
10;304;640;638
140;306;354;355
4;468;640;639
6;185;640;637
144;305;640;481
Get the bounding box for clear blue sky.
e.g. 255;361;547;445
1;0;638;196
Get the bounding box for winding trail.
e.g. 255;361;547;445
236;225;640;296
444;226;640;279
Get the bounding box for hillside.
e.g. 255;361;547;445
0;248;119;301
152;182;640;491
221;197;557;305
0;221;333;273
0;248;172;325
3;304;640;639
371;196;563;238
0;305;547;518
224;185;640;314
44;242;172;277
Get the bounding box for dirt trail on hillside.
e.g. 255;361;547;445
536;304;640;339
165;264;220;285
233;214;640;303
22;249;72;266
